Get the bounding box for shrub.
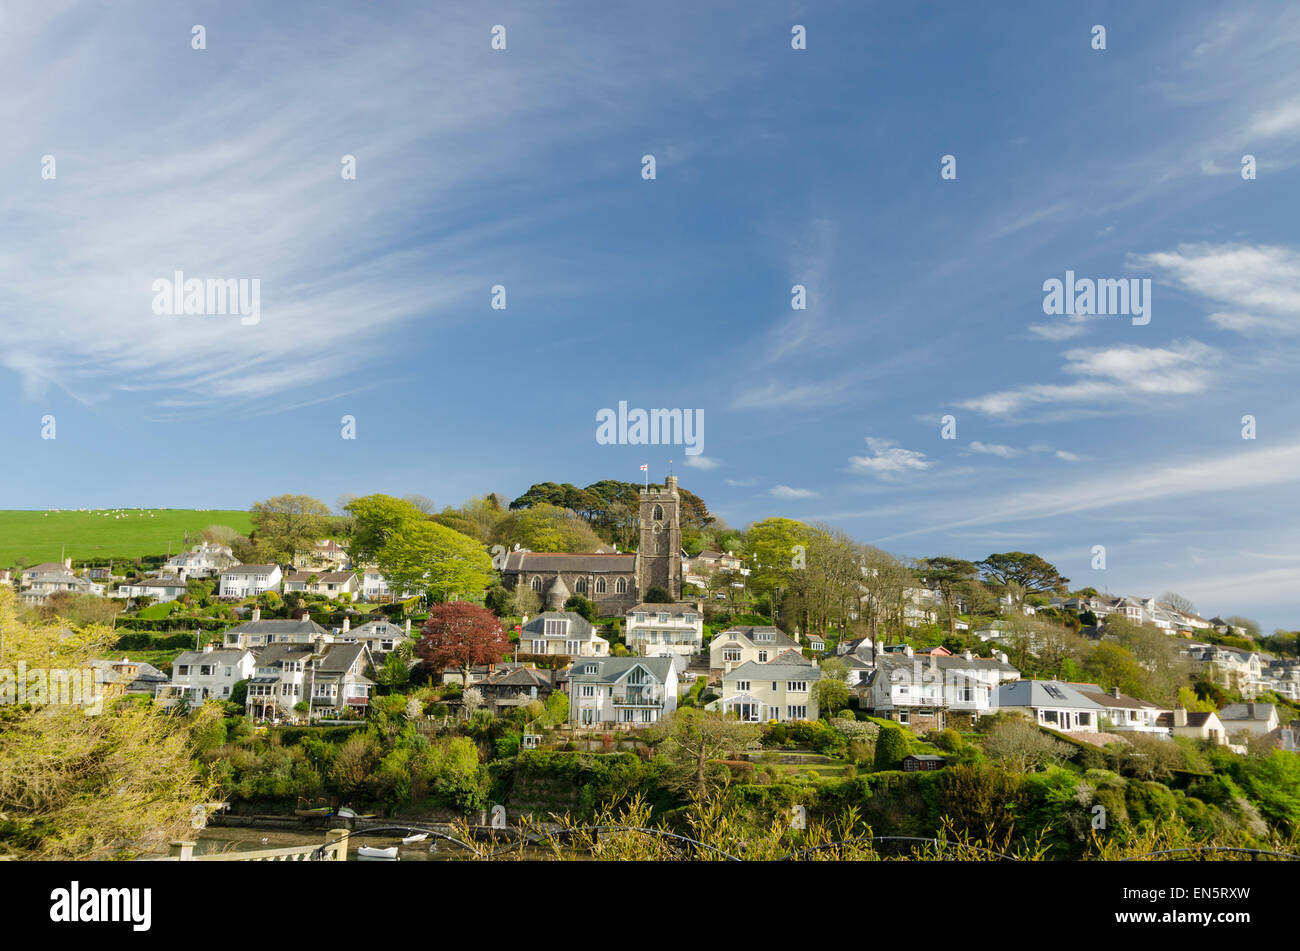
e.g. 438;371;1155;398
873;725;909;771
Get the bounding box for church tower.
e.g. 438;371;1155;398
636;475;683;600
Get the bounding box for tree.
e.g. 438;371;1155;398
982;716;1070;773
1159;592;1196;616
494;502;604;553
564;595;597;621
643;586;673;604
249;494;331;562
344;494;425;565
873;724;910;770
643;709;761;802
1224;616;1261;640
380;520;494;602
417;601;510;685
917;556;979;638
815;678;850;718
975;552;1069;603
0;588;220;858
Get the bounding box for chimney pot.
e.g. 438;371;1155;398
342;617;350;633
252;607;261;622
1111;685;1121;698
405;618;412;636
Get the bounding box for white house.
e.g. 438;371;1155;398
337;617;413;658
624;602;704;658
994;680;1107;733
520;611;609;658
293;539;351;570
157;646;256;708
1072;684;1167;734
18;560;106;604
160;543;237;579
859;651;1018;730
1156;706;1227;745
720;659;822;723
245;641;372;721
116;576;190;603
1218;702;1280;739
283;570;360;598
218;564;283;599
568;656;678;728
709;625;801;673
221;610;335;649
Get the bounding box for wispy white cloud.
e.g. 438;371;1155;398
958;341;1218;418
683;455;719;470
770;484;817;499
1136;243;1300;335
849;437;931;479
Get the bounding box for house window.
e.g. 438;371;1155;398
544;619;567;637
615;578;627;594
595;577;607;594
177;666;190;676
735;680;750;692
1042;710;1058;723
635;613;646;623
684;614;696;624
581;685;595;697
723;648;741;662
1078;712;1090;727
898;710;910;725
758;651;768;663
532;640;546;654
565;640;580;655
658;613;669;624
788;681;807;692
787;705;807;720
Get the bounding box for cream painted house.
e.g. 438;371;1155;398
625;602;704;658
709;626;801;673
720;659;822;723
520;611;608;658
568;656;678;728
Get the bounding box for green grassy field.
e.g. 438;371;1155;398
0;509;253;569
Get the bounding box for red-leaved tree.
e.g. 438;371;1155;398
417;601;510;686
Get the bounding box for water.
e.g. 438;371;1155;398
196;825;467;861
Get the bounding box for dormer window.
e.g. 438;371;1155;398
544;619;568;637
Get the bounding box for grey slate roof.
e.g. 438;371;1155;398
225;618;333;638
521;611;597;638
568;656;675;684
626;602;701;616
996;680;1105;710
503;552;636;573
221;564;281;576
173;648;253;666
1219;703;1277;722
723;660;823;682
1072;684;1162;709
716;626;799;649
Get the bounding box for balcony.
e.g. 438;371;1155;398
612;691;664;707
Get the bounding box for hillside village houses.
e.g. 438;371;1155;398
8;504;1297;745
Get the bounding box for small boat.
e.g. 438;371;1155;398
357;844;399;860
336;807;358;819
401;833;429;845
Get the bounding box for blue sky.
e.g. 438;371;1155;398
2;1;1299;630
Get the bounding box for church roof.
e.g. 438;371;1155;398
504;552;636;573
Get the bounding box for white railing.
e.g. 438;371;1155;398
150;831;349;862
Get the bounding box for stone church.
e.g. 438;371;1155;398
501;475;684;613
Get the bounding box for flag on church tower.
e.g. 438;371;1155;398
639;464;647;471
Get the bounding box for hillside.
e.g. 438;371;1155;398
0;509;252;569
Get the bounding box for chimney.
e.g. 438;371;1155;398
204;643;214;654
252;607;261;622
1111;685;1121;699
405;618;412;637
1247;702;1256;719
64;557;72;569
903;644;914;657
962;650;973;662
342;617;350;633
1173;704;1188;727
929;651;938;671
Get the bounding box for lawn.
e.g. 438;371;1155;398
0;509;253;569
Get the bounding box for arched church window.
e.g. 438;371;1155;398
652;504;664;521
530;577;542;592
575;577;588;595
595;577;607;594
615;577;627;594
